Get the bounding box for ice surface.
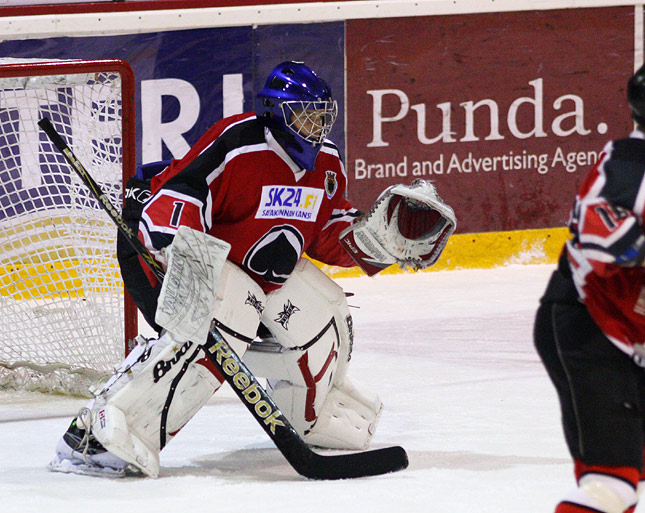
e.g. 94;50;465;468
0;264;575;513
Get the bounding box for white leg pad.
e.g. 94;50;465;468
262;334;337;436
88;404;160;478
84;332;220;478
243;258;382;450
82;261;265;478
212;261;266;344
303;376;383;450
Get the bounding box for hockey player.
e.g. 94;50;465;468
534;64;645;513
48;61;456;478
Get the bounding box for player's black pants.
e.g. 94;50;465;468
116;175;162;333
534;267;645;470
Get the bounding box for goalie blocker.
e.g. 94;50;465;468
340;179;456;276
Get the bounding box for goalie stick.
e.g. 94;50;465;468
38;117;408;480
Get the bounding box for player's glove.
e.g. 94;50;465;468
339;179;456;276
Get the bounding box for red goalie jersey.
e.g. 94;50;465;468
139;112;359;293
566;132;645;358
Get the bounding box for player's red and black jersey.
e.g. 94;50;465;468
564;131;645;356
139;112;360;293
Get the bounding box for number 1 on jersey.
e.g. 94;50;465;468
170;201;185;227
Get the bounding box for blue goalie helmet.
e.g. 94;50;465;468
256;61;338;170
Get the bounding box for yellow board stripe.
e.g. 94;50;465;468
1;227;570;299
312;227;570;278
0;260;120;300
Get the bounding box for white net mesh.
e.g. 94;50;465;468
0;60;131;396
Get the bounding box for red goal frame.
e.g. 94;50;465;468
0;58;138;355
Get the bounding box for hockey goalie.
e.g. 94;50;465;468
48;61;456;478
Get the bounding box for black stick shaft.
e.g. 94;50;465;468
38;117;164;281
38;116;408;480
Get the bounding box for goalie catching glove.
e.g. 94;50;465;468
340;179;456;276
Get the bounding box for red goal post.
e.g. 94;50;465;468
0;58;138;395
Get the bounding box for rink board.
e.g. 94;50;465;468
314;226;570;278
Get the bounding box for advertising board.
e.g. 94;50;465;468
346;7;635;232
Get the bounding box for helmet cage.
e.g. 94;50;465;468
281;100;338;144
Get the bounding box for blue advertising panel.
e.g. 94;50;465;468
0;23;346;227
0;27;253;165
0;22;345;165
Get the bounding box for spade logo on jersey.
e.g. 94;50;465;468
243;225;304;285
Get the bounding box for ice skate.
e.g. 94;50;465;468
47;414;132;478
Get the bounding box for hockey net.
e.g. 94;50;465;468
0;59;137;396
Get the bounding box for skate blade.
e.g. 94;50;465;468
47;456;126;478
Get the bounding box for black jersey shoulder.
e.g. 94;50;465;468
610;137;645;163
218;115;267;149
601;137;645;209
176;116;267;180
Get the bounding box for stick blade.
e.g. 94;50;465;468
293;445;409;480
